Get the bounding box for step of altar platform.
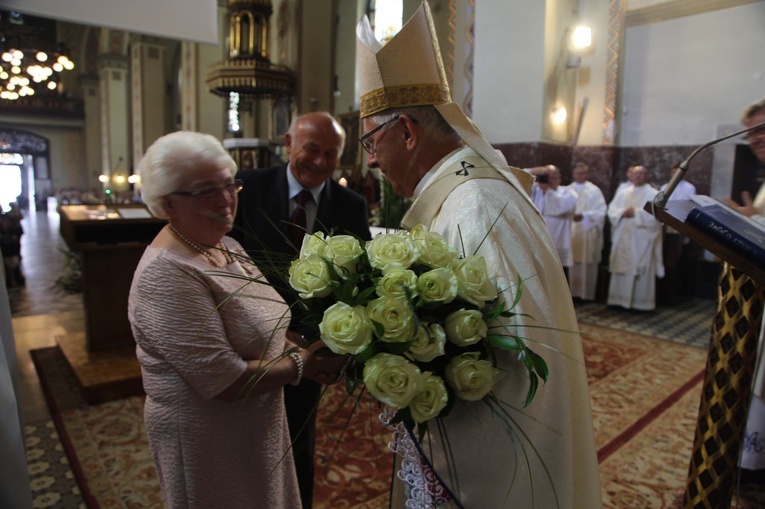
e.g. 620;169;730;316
57;332;143;404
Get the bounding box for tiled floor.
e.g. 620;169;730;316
9;207;86;423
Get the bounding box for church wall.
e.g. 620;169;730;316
620;2;765;147
493;1;763;203
472;0;547;144
197;42;228;138
333;0;361;115
297;2;335;113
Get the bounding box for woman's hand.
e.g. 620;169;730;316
300;340;346;384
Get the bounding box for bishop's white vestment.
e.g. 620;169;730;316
607;184;664;310
399;146;602;509
567;181;607;300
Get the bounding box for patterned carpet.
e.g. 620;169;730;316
25;420;84;508
30;346;391;509
30;319;765;509
582;322;707;507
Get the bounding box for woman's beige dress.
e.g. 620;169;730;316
128;237;300;509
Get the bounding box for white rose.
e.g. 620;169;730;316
299;231;327;259
376;265;419;299
288;254;333;299
445;352;498;402
452;255;498;307
319;302;373;355
444;309;488;347
366;296;416;343
366;232;419;271
325;235;364;277
409;373;449;423
363;353;422;409
407;323;446;362
409;224;458;269
417;267;458;305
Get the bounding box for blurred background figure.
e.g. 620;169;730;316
658;162;698;307
531;165;578;280
0;211;25;288
726;97;765;224
660;162;697;201
607;166;663;310
566;163;606;301
614;165;636;197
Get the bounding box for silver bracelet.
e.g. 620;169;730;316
288;351;303;386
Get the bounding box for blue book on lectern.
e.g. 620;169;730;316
685;199;765;266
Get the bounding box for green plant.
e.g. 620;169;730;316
375;178;411;229
53;245;82;294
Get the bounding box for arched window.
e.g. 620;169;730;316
368;0;402;44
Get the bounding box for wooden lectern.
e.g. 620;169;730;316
647;199;764;509
59;204;165;350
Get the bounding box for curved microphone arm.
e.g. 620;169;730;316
653;121;765;209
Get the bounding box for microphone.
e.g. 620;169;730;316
653;120;765;209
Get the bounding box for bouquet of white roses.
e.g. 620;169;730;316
287;224;548;431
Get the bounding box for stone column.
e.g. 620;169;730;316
131;38;167;161
98;55;130;190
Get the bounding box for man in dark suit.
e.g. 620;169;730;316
232;111;371;508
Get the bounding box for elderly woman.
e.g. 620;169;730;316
128;131;339;509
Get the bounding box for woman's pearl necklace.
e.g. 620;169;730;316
169;225;232;268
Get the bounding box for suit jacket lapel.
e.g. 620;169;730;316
271;165;291;233
315;180;336;235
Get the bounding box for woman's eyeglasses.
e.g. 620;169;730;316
359;116;400;154
172;179;243;199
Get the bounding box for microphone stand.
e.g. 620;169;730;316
653;120;765;209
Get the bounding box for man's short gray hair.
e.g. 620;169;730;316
368;105;463;146
742;97;765;124
139;131;236;219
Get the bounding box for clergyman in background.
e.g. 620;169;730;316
607;165;664;310
658;162;698;306
614;164;636;197
232;111;371;508
531;164;578;280
566;162;606;301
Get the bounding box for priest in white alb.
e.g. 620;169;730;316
607;165;664;310
567;163;607;301
531;165;578;279
660;163;697;201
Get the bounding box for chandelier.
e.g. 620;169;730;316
0;11;75;101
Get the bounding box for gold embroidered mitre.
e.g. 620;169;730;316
356;2;449;118
356;1;534;196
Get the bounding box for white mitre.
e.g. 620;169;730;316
355;0;534;196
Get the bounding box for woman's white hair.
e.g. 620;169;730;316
139;131;236;218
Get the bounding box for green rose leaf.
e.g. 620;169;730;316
486;334;521;351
